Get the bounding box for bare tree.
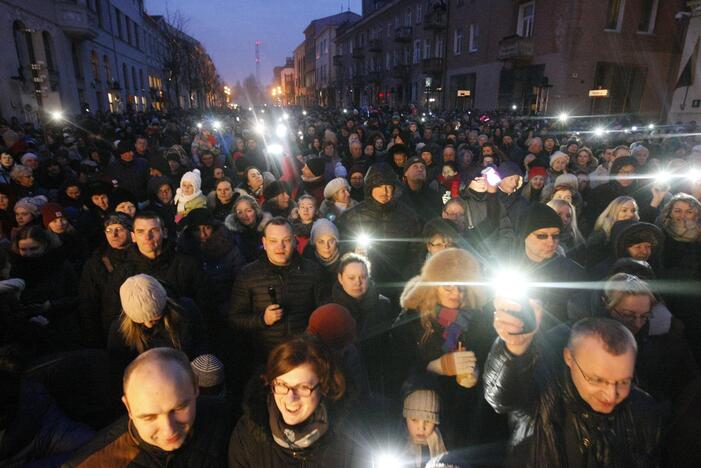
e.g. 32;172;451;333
159;9;190;109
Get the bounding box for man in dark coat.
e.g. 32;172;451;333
106;140;149;203
497;161;529;235
64;348;230;468
228;217;323;358
337;163;421;297
484;314;662;468
397;156;443;225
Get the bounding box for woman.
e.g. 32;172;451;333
655;193;701;279
547;151;569;185
547;199;585;263
12;196;46;241
108;274;208;369
521;165;547;204
239;166;265;205
10;164;45;199
228;336;356;467
570;146;598;174
391;248;503;446
303;219;341;297
585;195;640;275
331;253;395;396
41;202;87;274
319;177;357;222
437;162;461;199
110;188;138;218
207;177;240;221
291;194;318;254
174;169;207;221
225;194;272;263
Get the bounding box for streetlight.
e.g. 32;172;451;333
648;123;655;130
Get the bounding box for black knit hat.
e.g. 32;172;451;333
103;212;133;230
117;139;133;156
305;158;326;177
148;155;170;176
263;181;287;200
110;188;137;207
387;143;411;159
522;203;563;238
184;207;216;227
404;155;426;174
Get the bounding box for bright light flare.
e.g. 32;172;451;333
302;110;307;116
648;123;655;130
282;112;289;120
254;121;266;135
267;143;283;156
511;104;518;111
356;233;373;249
372;451;403;468
50;110;64;121
492;269;529;300
688;168;701;183
343;108;348;114
212;120;222;130
631;126;638;132
558;112;569;123
275;123;287;138
196;122;203;129
593;127;606;137
655;171;673;186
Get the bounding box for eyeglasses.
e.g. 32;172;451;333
570;352;633;390
611;307;652;325
533;233;560;241
272;380;319;397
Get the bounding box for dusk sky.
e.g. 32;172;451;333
144;0;362;87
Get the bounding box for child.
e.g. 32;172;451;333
437;161;461;199
403;388;448;467
174;169;207;222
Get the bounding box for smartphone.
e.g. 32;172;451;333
267;286;278;305
507;300;536;335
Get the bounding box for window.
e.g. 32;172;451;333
103;55;111;83
122;63;129;91
126;17;132;44
115;8;123;40
135;24;140;49
605;0;626;31
132;66;137;92
95;0;103;28
413;40;421;64
638;0;658;33
90;50;99;80
386;51;391;70
405;9;412;27
517;2;535;38
469;24;479;52
435;37;444;58
453;27;463;55
424;39;431;59
416;3;423;23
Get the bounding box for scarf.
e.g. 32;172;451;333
268;395;329;450
333;201;349;214
174;188;202;213
315;247;340;267
436;307;476;353
664;219;701;242
404;427;449;468
301;174;324;184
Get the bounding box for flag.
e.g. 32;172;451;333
676;37;699;89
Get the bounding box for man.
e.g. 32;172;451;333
79;213;134;347
526;137;545;165
342;140;366;172
497;161;529;234
134;136;152;160
229;217;323;357
484;315;661;467
103;211;205;326
398;155;443;224
337;163;421;296
519;203;585;327
107;139;149;203
500;133;525;167
589;146;616;189
64;348;229;467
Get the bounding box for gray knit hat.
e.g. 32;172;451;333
310;218;339;243
403;389;440;424
323;177;350;200
119;274;167;323
191;354;225;388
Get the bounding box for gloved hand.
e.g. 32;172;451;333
440;350;476;376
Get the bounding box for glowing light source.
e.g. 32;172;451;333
302;110;307;116
648;123;655;130
356;233;373;249
343;108;348;114
267;143;283;156
282;112;289;120
275;123;287;138
492;269;529;300
558;112;569;123
372;451;403;468
254;121;266;135
196;122;203;129
631;126;638;132
212;120;222;130
593;127;606;137
50;110;64;121
688;168;701;182
511;104;518;111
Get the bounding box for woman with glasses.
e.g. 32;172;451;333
228;335;357;467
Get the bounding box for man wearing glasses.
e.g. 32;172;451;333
485;306;662;467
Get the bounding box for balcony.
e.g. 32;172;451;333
392;64;410;79
56;1;99;40
332;54;344;67
423;10;447;30
421;57;444;76
351;47;365;59
368;39;383;52
394;26;412;43
498;35;534;61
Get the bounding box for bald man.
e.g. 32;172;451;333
64;348;230;467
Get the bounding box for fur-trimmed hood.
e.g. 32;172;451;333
224;210;272;234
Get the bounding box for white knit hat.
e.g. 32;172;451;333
549;151;569;167
323;177;350;200
14;196;48;217
119;274;167;323
403;389;440;424
310;218;339;243
180;169;202;192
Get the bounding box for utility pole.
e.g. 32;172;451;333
255;40;261;85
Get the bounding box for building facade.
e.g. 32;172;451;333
669;1;701;122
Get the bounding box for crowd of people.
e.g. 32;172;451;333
2;105;701;467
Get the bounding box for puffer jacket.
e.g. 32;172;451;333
64;397;230;468
228;253;323;355
106;157;149;202
227;378;359;468
483;329;662;468
225;211;272;263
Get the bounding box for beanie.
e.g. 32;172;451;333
403;389;441;424
310;218;339;243
404;155;426;174
307;303;356;350
20;153;39;165
148;155;170;176
553;173;578;191
110;188;137;208
549;151;569;168
528;165;547;180
523;203;563;238
306;158;326;177
119;274;167;324
349;163;366;178
103;212;133;230
191;354;225;388
185;207;215;227
263;180;287;200
180;169;202;192
323;177;350;200
14;196;48;218
41;202;64;228
117;139;133;156
498;161;522;179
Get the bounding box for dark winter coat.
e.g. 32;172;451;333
498;188;530;236
484;329;663;468
106;157;150;202
459;189;516;262
228;253;324;356
397;181;444;225
227;378;358;468
144;176;177;235
224;211;272;263
64;398;230;468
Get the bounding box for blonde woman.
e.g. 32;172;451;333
547;198;585;262
391;248;499;445
585;196;639;273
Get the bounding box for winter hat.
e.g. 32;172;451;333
349;163;366;178
20;153;38;165
86;180;113;197
610;156;638;176
117;139;133;156
103;212;133;231
403;389;441;424
611;220;663;258
549;151;569;168
307;303;356;350
310;218;339;243
191;354;225;388
148;155;170;176
305;158;326;178
119;274;167;324
14;196;48;217
185;207;216;227
147;176;174;200
180;169;202;192
388;143;411;160
40;202;64;228
110;188;137;208
498;161;522;179
263;180;287;200
404;156;426;174
523;203;563;238
553;174;579;191
364;163;398;191
323;177;350;200
528;165;547;180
